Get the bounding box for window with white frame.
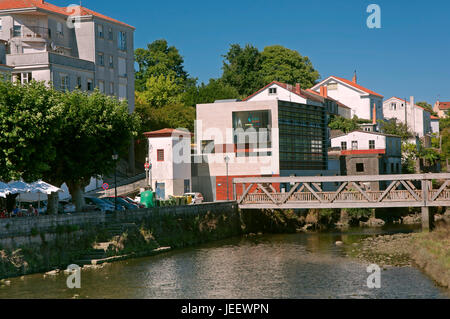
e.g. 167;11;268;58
110;82;114;95
351;141;358;150
108;27;113;40
98;80;105;93
369;140;375;150
118;84;127;100
109;55;114;68
56;22;63;36
87;78;93;91
118;31;127;51
118;57;126;77
98;24;104;38
390;103;397;111
98;52;104;66
13;72;32;84
269;88;277;95
60;74;69;91
76;76;82;89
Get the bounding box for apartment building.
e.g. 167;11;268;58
434;101;450;118
310;74;384;122
194;81;329;201
383;97;432;138
0;0;135;114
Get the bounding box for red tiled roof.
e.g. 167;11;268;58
0;0;134;29
143;128;192;138
437;102;450;110
332;76;384;98
431;115;440;120
306;89;351;109
243;81;322;103
390;97;431;113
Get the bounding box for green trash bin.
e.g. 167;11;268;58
140;191;156;208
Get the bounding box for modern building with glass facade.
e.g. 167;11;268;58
193;81;330;201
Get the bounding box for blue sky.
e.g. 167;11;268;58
53;0;449;103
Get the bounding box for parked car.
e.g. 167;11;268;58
184;193;204;205
106;197;139;210
100;197;127;211
84;197;116;213
120;196;145;208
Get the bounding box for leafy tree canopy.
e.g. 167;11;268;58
0;81;59;182
135;39;196;92
328;116;361;133
259;45;320;90
182;79;239;107
136;74;184;108
221;44;320;97
378;118;413;141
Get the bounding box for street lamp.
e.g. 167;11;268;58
112;151;119;211
224;155;230;201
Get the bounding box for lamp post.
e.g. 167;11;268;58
224;155;230;201
112;151;119;211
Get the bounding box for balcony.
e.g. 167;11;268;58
10;26;51;41
6;52;95;72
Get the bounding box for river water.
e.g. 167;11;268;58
0;226;449;299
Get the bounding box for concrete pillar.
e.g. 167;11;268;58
421;207;433;232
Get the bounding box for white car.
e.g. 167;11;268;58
184;193;204;205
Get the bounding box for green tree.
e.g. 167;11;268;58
402;143;419;174
182;79;239;107
328;116;360;133
259;45;320;89
135;39;195;92
0;81;59;182
416;101;437;116
136;75;184;109
44;89;140;211
378;118;413;141
221;44;264;96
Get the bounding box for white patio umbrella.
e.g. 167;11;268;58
0;182;11;198
8;181;33;211
20;181;63;213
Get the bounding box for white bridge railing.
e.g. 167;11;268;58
233;174;450;210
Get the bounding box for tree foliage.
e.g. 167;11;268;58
182;79;239;107
136;75;184;108
416;101;437;116
135;39;195;92
221;43;320;97
0;81;59;182
328;116;360;133
378;118;413;141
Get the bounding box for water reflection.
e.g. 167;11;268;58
0;227;448;299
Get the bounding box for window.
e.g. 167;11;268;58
0;18;2;31
118;84;127;100
390;103;397;111
60;74;69;91
351;141;358;150
76;76;82;89
13;22;21;37
14;72;32;84
269;88;277;95
118;57;126;76
87;79;93;91
56;22;63;36
184;179;191;193
109;55;114;68
98;24;104;38
98;80;105;93
327;82;338;90
118;31;127;51
391;163;394;173
108;27;113;40
396;163;400;173
356;163;365;173
201;140;215;154
369;140;375;150
157;149;164;162
341;141;347;150
98;52;104;66
109;82;114;95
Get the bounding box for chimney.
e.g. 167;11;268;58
295;83;301;94
373;103;377;125
320;85;328;98
352;71;357;84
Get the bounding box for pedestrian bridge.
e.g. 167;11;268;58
233;173;450;211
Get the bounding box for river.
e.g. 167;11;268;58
0;226;448;299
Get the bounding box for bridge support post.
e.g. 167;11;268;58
421;207;433;232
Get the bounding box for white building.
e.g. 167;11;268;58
431;116;440;135
144;129;192;200
383;97;432;138
310;74;384;122
0;0;135;113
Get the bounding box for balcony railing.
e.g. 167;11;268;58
10;26;51;40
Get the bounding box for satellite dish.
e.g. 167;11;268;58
50;42;57;51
